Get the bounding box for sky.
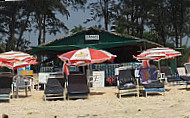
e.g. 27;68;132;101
27;8;102;46
26;7;190;47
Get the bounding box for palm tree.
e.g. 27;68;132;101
70;25;86;33
85;0;116;30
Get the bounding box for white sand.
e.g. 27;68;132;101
1;85;190;118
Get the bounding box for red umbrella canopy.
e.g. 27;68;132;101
0;51;36;62
0;51;38;69
57;47;116;64
134;47;181;61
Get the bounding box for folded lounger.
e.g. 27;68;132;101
0;74;13;102
67;74;89;100
44;76;65;101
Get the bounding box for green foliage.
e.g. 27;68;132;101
112;0;190;49
70;25;86;33
0;0;87;49
85;0;116;30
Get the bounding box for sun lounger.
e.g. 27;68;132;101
176;67;190;89
67;74;89;100
44;75;65;101
160;66;181;84
117;69;139;98
0;74;13;102
184;63;190;75
139;66;165;97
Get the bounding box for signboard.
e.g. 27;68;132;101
20;70;33;76
38;73;50;84
92;71;105;87
85;35;99;40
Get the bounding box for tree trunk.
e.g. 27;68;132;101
100;0;108;30
7;13;16;51
42;14;46;43
131;1;135;36
38;16;42;45
16;13;30;50
140;17;144;38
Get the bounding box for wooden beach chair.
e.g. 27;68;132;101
117;69;139;98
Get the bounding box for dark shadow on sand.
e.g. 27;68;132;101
178;87;190;91
89;92;105;95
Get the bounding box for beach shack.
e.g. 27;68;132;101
30;27;162;86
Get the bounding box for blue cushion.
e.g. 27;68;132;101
144;88;165;92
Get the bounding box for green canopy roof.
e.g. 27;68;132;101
31;27;162;54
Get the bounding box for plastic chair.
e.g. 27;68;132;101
13;75;31;98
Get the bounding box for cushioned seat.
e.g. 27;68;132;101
117;69;139;98
143;81;164;88
44;77;65;101
167;76;181;82
139;66;165;97
0;74;13;102
160;66;181;83
0;88;11;94
118;83;136;90
67;74;89;100
68;84;89;94
179;76;190;81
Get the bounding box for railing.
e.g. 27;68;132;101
40;67;54;72
93;62;140;78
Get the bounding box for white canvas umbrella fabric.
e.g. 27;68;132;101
57;47;116;65
133;47;182;69
57;47;117;78
134;47;181;61
0;51;35;61
0;51;38;69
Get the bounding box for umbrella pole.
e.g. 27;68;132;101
87;63;92;87
12;69;14;75
158;60;161;79
158;60;161;70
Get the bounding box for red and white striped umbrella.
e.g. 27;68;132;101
134;47;181;61
0;61;29;69
0;51;38;69
57;47;116;65
0;51;36;62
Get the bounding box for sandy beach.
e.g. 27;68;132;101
1;85;190;118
